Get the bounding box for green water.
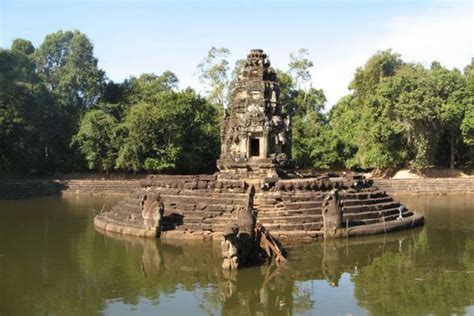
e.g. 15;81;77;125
0;194;473;315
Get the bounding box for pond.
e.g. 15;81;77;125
0;194;473;315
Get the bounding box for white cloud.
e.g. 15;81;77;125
313;4;472;110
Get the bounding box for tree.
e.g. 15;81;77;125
196;47;230;108
226;59;245;108
328;95;360;168
288;48;314;91
116;89;219;173
11;39;35;55
329;50;473;170
276;70;299;115
33;30;106;171
72;108;118;173
350;50;403;100
276;68;336;169
461;63;474;162
35;30;105;117
342;51;411;169
126;71;179;104
461;108;474;146
431;63;467;168
0;43;60;173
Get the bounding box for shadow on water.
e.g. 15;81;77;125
0;194;473;315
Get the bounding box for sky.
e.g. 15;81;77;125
1;0;472;108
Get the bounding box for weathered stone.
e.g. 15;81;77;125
93;49;425;245
322;189;343;238
141;193;164;237
217;49;291;178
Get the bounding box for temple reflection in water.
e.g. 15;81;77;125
99;226;441;315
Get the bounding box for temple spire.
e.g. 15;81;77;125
217;49;291;178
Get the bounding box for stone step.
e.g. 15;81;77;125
342;201;400;213
208;213;323;225
179;210;229;218
211;221;323;232
343;207;402;221
174;223;213;231
281;194;325;202
341;196;393;206
256;208;322;216
341;190;386;200
161;194;246;205
354;211;415;225
283;201;323;210
269;230;325;239
257;215;323;224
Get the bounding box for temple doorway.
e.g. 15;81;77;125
250;138;260;157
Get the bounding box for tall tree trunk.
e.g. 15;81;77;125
450;132;455;169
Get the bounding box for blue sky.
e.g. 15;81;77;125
1;0;472;107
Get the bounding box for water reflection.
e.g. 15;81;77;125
99;228;433;315
0;194;472;315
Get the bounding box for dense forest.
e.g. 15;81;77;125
0;30;472;176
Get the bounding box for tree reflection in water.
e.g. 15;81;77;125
99;225;473;316
0;195;472;315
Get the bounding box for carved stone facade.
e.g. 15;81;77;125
217;49;291;177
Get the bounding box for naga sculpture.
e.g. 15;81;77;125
322;189;343;238
221;185;286;269
141;193;165;237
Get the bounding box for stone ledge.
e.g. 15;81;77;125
374;178;474;194
1;177;472;200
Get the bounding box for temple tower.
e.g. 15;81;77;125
217;49;291;178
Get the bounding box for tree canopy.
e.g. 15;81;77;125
0;31;472;176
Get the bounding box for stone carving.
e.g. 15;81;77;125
322;189;343;238
218;49;291;176
221;186;257;269
141;193;165;236
221;223;240;270
221;185;286;269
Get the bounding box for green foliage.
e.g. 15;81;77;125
0;45;62;173
293;111;340;169
197;47;230;107
277;61;337;169
72;108;118;172
276;70;299;115
288;48;314;90
462;63;474;151
126;71;179;104
329;50;472;170
35;30;105;114
115;90;219;173
291;88;339;169
1;33;472;175
328;95;359;167
11;39;35;55
461;107;474;146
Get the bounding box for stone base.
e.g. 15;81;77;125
94;172;425;243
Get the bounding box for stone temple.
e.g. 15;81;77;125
218;49;291;178
95;49;424;244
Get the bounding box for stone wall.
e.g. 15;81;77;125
0;179;139;200
0;180;64;200
61;179;139;196
374;178;474;194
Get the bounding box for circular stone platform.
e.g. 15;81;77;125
94;173;424;242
